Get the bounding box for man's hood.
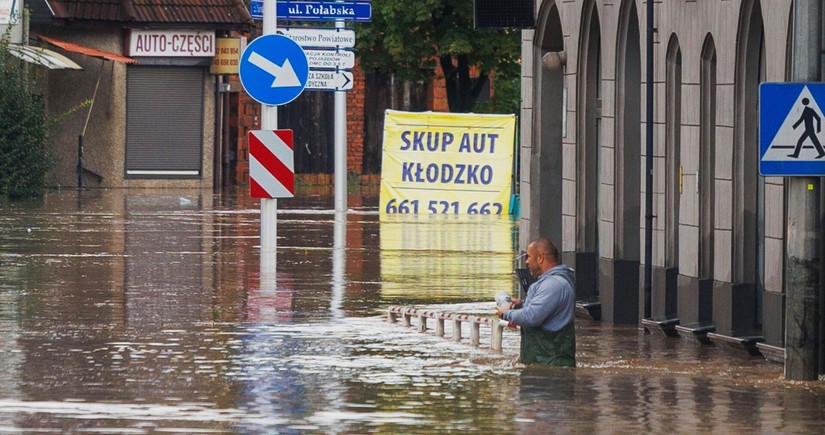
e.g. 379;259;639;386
547;264;576;288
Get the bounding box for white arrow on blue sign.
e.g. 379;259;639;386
250;0;372;22
239;34;309;106
760;82;825;176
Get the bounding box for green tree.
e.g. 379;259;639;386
0;35;55;198
355;0;521;113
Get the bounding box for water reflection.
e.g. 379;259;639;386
379;213;518;301
1;188;825;432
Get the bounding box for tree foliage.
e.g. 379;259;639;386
355;0;521;114
0;36;55;198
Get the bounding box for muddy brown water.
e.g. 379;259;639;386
1;188;824;433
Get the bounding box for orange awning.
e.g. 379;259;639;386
39;35;138;64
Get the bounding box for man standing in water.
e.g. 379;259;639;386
496;238;576;366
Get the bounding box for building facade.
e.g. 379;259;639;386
27;0;252;189
520;0;790;349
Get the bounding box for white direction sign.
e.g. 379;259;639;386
305;49;355;70
306;70;354;91
277;27;356;49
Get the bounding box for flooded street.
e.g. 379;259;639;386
2;187;825;433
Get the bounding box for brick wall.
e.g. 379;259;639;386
347;61;366;175
236;83;259;186
431;61;449;112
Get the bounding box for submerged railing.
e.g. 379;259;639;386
387;306;511;351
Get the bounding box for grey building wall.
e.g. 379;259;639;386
38;30;215;189
522;0;789;338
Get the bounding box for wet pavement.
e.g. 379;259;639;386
1;187;825;433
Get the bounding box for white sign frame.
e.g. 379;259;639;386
306;71;354;91
128;30;216;57
0;0;20;25
305;49;355;70
277;27;356;49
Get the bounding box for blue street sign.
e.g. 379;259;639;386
250;0;262;19
760;83;825;176
250;0;372;22
239;34;309;106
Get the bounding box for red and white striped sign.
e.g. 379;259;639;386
249;129;295;198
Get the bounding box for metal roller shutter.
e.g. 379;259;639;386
126;66;204;177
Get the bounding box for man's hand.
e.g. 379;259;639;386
495;301;513;318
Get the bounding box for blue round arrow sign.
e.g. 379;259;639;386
239;34;309;106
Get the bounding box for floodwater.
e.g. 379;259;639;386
1;187;824;434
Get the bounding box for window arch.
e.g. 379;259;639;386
699;34;716;281
665;34;682;270
614;0;641;261
576;0;601;255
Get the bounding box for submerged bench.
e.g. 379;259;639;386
707;332;765;357
755;342;785;364
675;322;716;345
641;316;680;338
387;306;510;351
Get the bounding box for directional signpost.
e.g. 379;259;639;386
306;71;354;91
277;27;356;49
248;0;372;213
278;27;356;79
304;49;355;70
239;34;309;106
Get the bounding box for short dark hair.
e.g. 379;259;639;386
531;237;559;262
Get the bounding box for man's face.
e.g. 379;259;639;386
525;244;541;277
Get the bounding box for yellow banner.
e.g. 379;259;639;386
380;110;516;215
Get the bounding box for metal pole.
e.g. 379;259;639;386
331;211;346;318
77;135;83;191
334;13;347;212
785;0;822;381
214;75;223;190
77;61;104;191
643;0;654;319
261;0;278;262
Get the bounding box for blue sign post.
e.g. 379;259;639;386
760;83;825;176
250;0;372;22
239;34;309;106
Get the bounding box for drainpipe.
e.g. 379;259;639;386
643;0;654;320
785;0;822;381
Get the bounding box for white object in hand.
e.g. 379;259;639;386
495;291;512;308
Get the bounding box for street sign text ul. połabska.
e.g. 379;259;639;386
250;0;372;22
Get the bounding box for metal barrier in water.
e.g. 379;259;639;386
387;306;511;351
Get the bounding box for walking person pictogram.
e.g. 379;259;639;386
788;97;825;159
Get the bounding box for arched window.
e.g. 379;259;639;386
699;35;716;281
665;35;682;270
615;0;641;261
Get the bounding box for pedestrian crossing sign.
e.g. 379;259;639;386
760;82;825;176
